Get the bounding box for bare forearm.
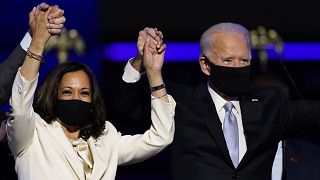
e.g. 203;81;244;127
20;39;44;80
131;55;144;72
147;71;168;102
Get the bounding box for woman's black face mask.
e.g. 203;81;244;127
54;99;92;127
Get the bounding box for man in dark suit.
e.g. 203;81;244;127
0;3;66;179
113;23;320;180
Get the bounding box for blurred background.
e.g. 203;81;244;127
1;0;320;179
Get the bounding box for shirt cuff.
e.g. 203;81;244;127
122;58;142;83
20;31;32;51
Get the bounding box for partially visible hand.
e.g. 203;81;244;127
29;7;52;47
46;5;66;35
131;27;164;72
143;38;166;74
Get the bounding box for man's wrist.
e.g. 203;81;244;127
131;54;144;72
20;31;32;51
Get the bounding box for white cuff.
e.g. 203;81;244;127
122;58;142;83
20;31;32;51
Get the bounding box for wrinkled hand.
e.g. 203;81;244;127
143;38;166;73
131;27;164;72
36;3;66;35
29;6;51;47
137;27;164;56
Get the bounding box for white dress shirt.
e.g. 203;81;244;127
207;85;247;161
20;32;32;51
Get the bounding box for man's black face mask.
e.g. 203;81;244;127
204;56;251;98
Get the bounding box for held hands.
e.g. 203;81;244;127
132;27;165;72
29;6;52;48
29;3;66;50
21;3;64;80
35;3;66;35
143;38;166;74
138;27;164;56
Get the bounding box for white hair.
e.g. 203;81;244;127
200;22;251;57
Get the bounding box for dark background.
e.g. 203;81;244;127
1;0;320;179
100;0;320;42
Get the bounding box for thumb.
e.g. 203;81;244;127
143;38;150;55
38;2;50;11
29;7;36;22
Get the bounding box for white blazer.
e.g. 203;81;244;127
7;71;176;180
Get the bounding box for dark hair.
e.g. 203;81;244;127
34;62;106;140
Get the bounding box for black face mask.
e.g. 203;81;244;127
206;60;251;98
54;99;92;127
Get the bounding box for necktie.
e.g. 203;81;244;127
223;102;239;167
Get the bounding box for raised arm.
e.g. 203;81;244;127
143;37;168;102
0;3;65;105
111;28;165;133
130;27;164;73
20;7;52;79
117;38;175;165
7;6;63;157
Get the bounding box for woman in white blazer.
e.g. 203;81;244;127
7;4;175;180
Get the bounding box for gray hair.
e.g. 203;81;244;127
200;22;251;57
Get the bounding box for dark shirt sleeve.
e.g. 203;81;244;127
0;45;26;105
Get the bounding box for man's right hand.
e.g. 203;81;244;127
131;27;164;72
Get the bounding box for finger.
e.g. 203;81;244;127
38;2;50;11
48;28;63;35
148;28;163;48
143;38;150;55
157;44;166;54
156;38;163;49
148;40;157;50
154;30;163;48
156;30;163;38
46;23;63;29
139;30;147;40
48;8;64;20
146;28;159;40
143;27;151;32
49;16;66;25
35;6;41;15
29;7;36;21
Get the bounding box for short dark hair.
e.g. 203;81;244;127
34;62;106;140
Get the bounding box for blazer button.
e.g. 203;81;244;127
232;173;239;179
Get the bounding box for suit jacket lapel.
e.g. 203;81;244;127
237;98;263;169
47;121;84;180
193;83;235;167
87;137;108;179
